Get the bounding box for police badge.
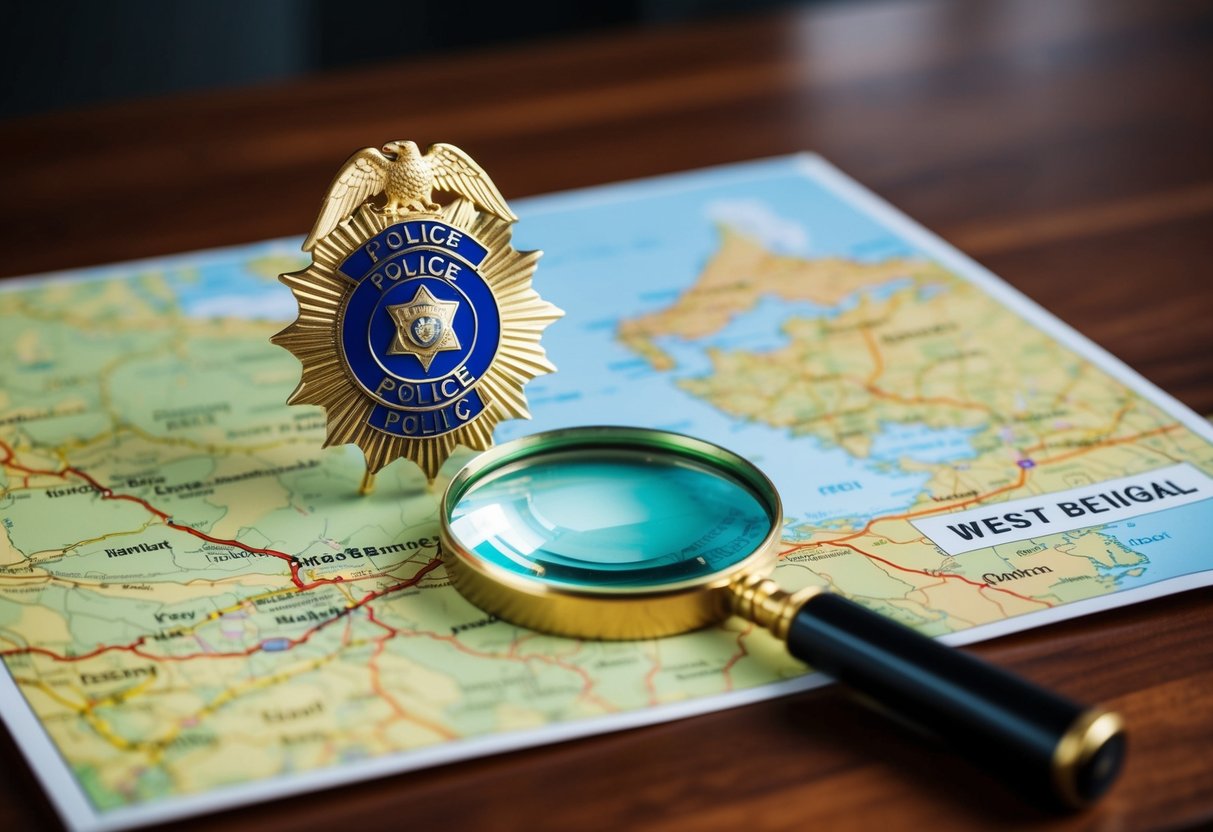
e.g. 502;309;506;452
273;141;562;491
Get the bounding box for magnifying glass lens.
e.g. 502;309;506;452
448;450;773;589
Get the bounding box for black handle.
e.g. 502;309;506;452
786;593;1125;807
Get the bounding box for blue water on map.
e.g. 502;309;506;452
172;245;302;321
868;422;981;464
1096;499;1213;586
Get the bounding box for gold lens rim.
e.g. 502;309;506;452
439;426;784;640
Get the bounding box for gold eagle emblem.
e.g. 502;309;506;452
303;140;516;251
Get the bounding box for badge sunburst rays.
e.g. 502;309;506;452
272;198;562;482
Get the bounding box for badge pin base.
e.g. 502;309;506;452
272;142;562;492
359;470;376;496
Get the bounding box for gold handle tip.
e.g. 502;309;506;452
1052;708;1126;808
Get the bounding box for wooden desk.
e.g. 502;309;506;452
2;0;1211;828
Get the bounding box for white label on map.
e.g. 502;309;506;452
911;463;1213;556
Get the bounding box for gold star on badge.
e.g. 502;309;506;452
386;285;462;372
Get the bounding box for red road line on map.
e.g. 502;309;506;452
363;603;457;740
1;640;145;663
1;439;329;590
364;604;398;635
719;623;753;692
643;646;662;705
828;540;1049;608
69;464;322;591
0;559;443;664
978;586;1010;617
144;563;439;662
367;635;406;716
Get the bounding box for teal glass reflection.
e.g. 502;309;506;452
447;451;774;589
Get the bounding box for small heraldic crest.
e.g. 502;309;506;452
273;141;562;489
386;285;460;370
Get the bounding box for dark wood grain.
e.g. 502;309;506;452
1;0;1211;829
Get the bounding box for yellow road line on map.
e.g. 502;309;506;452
11;676;88;713
147;650;347;764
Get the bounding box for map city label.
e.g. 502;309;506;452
273;140;562;488
79;666;157;687
105;540;170;559
982;565;1055;584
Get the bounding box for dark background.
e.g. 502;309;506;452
1;0;834;119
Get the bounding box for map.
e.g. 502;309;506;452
2;155;1212;831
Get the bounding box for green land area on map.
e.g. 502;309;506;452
1;159;1211;812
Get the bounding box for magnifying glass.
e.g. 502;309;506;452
438;426;1125;808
